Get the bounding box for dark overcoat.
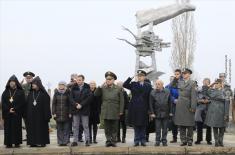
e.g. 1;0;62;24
123;77;152;126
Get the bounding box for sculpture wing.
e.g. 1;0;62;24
136;3;196;28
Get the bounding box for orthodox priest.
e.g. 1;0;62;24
26;76;51;147
1;75;25;148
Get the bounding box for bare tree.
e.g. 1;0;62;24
171;0;196;71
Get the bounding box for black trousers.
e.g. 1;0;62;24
171;105;178;140
117;119;127;140
196;121;212;142
89;122;98;142
172;122;178;140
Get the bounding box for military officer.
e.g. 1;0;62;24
174;68;197;146
21;71;35;141
123;70;152;147
94;71;124;147
22;71;35;98
205;79;230;147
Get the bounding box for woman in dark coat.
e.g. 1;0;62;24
1;75;25;148
52;81;71;146
88;81;101;144
26;76;52;147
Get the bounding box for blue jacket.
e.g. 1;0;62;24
165;84;179;104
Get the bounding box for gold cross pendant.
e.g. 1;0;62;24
9;97;14;103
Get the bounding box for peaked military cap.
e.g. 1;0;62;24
105;71;117;80
137;70;147;76
23;71;35;77
182;68;192;74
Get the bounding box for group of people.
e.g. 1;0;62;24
165;70;231;147
2;72;51;148
0;68;233;148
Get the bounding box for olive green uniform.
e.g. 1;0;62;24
94;84;124;144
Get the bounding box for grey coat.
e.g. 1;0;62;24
195;86;210;122
149;89;171;118
205;88;229;128
174;80;197;127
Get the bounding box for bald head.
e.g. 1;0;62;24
155;79;164;90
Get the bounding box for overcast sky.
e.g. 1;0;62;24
0;0;234;94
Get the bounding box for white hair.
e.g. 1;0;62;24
155;79;164;86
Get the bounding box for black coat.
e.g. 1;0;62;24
70;83;92;116
26;90;51;145
1;75;25;145
123;90;129;111
26;77;52;145
52;89;71;122
120;90;129;122
89;89;101;124
123;77;152;126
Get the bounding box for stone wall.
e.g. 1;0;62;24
2;146;235;155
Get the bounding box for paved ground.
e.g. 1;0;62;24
1;129;235;154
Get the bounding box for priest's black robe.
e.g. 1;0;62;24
26;77;51;146
1;75;25;146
